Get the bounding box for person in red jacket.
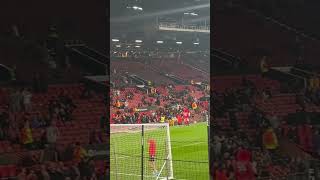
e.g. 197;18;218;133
305;120;313;150
177;114;183;125
235;146;255;180
280;121;289;137
148;139;158;176
183;108;190;126
235;161;255;180
236;146;251;162
215;166;228;180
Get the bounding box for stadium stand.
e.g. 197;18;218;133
211;74;314;179
110;56;210;126
0;3;107;177
0;84;107;179
212;1;320;179
110;52;210;179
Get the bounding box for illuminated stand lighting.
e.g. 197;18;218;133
133;6;143;11
112;39;120;42
176;41;182;44
193;42;199;45
159;11;209;33
135;40;143;43
183;12;198;16
156;41;164;44
127;6;143;11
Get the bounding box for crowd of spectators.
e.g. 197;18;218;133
47;92;77;124
0;83;108;180
16;142;107;180
0;87;79;149
0;21;108;180
211;76;317;179
212;129;308;179
110;84;209;125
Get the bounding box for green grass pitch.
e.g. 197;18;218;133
110;122;209;180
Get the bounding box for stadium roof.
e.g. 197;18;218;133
110;0;210;52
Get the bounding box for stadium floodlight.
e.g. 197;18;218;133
112;39;119;42
157;41;164;44
110;123;174;180
135;40;143;43
116;45;121;47
190;12;198;16
132;6;143;11
193;42;199;45
176;41;182;44
135;45;141;48
184;12;190;15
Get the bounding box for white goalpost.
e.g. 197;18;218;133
110;123;174;180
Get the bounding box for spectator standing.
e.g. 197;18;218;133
89;130;102;144
0;110;9;140
21;120;34;149
262;126;278;151
10;89;21;112
22;88;32;112
79;159;96;180
46;122;59;148
73;142;88;164
268;111;280;133
100;114;107;129
31;112;47;128
40;165;50;180
18;89;24;112
40;146;58;163
10;65;17;83
260;56;269;78
57;161;72;179
62;142;76;161
27;170;38;180
313;74;319;91
313;130;320;155
229;110;238;130
213;135;222;159
215;165;228;180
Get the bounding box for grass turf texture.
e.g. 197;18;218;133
110;122;209;180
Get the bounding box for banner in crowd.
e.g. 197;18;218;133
134;108;148;112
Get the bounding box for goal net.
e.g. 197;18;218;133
110;123;174;180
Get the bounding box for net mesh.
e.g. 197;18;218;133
110;124;173;180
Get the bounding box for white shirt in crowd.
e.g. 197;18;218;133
46;125;59;144
23;90;32;104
